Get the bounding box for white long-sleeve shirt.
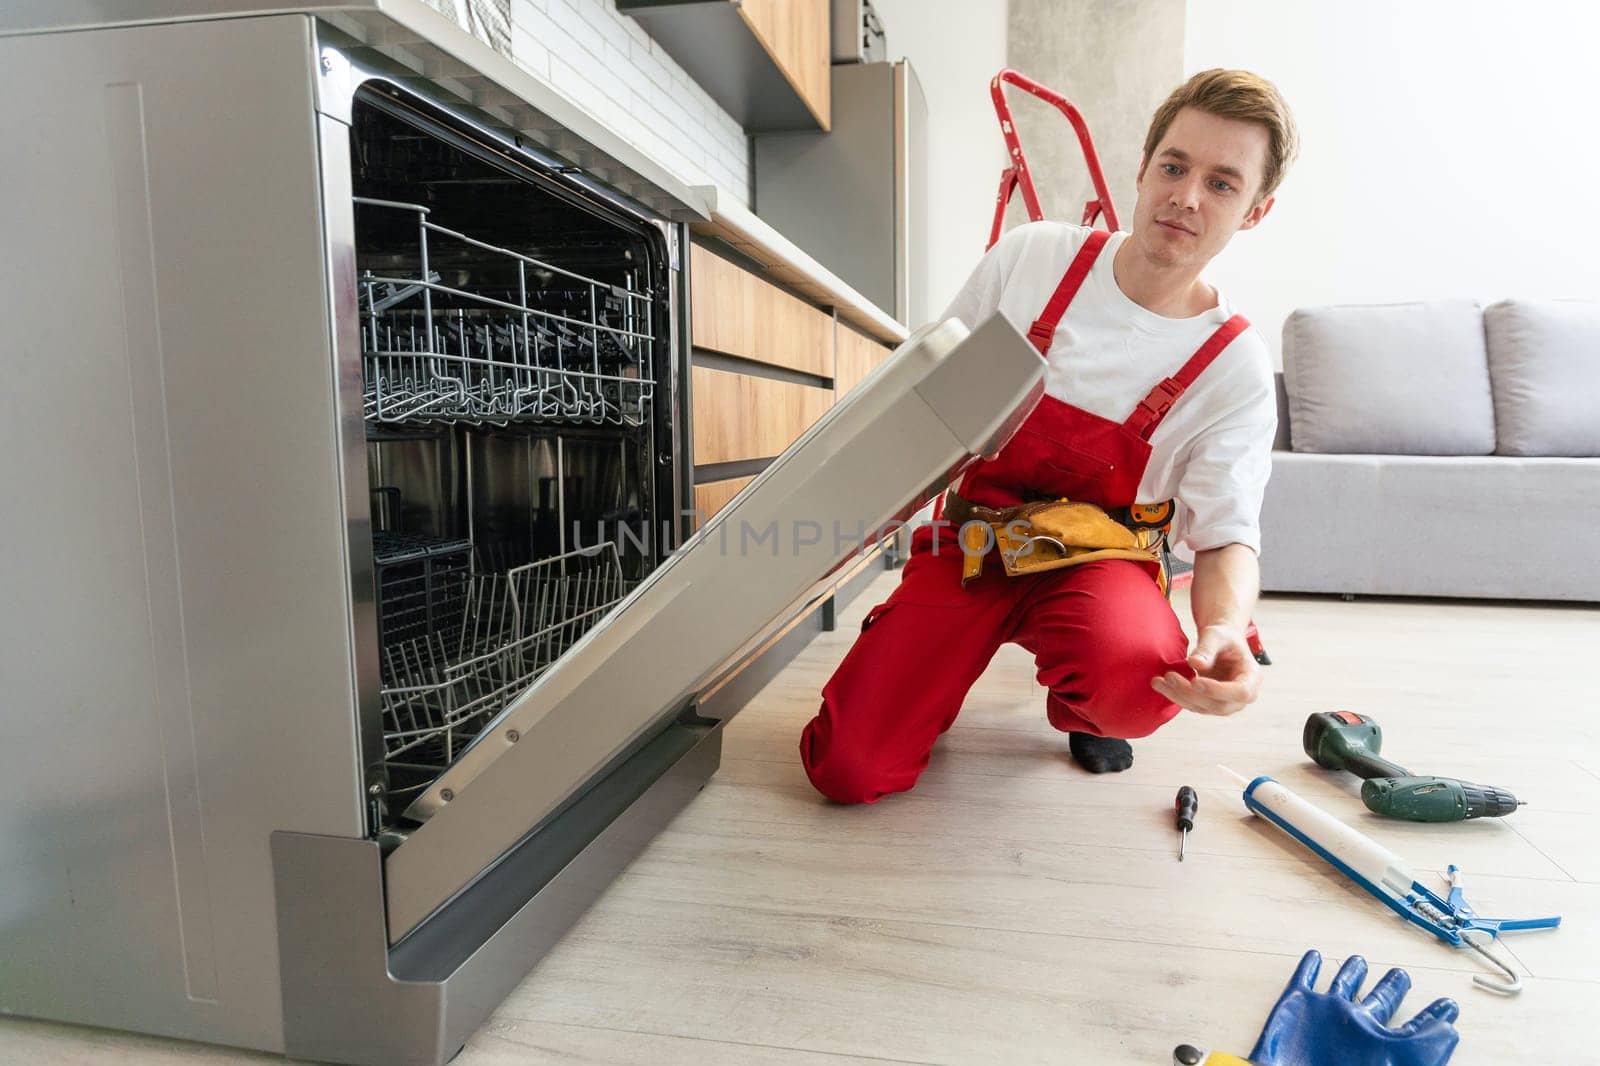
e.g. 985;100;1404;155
940;220;1277;556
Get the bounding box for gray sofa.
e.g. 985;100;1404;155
1259;298;1600;601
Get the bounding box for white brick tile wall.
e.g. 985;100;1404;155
509;19;551;79
547;54;618;119
602;41;653;103
568;0;635;56
708;153;743;194
616;6;652;48
549;0;609;60
648;87;701;142
499;0;751;205
673;61;724;117
628;35;677;95
713;106;745;142
553;27;627;105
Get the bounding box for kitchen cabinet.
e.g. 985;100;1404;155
618;0;829;131
835;318;894;400
689;241;892;519
690;242;834;377
738;0;831;128
683;234;1011;718
692;475;755;530
691;364;833;466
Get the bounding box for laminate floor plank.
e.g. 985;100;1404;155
490;893;1594;1066
602;813;1552;978
698;759;1574;883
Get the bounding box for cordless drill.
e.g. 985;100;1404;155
1302;711;1522;822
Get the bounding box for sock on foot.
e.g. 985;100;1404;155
1069;732;1134;774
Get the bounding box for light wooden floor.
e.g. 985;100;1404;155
6;576;1599;1065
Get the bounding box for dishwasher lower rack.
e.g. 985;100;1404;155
356;196;655;428
372;531;473;649
378;541;634;797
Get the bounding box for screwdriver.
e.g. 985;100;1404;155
1174;785;1198;861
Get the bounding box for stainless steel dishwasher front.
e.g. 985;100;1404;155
0;10;1045;1065
1;14;367;1057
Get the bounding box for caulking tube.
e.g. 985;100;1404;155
1218;766;1559;995
1221;766;1416;899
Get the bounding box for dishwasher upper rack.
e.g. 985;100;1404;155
355;197;655;428
379;541;633;776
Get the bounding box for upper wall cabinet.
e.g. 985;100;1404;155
617;0;830;131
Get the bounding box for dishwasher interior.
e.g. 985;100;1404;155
349;90;675;829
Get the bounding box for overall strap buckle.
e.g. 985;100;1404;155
1132;377;1185;437
1025;319;1056;353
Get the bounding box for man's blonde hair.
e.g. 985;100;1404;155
1142;69;1299;203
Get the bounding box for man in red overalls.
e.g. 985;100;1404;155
801;70;1299;803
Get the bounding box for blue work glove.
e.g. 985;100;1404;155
1249;951;1461;1066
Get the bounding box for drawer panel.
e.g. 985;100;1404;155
691;365;833;466
692;476;757;528
834;319;894;400
690;243;834;378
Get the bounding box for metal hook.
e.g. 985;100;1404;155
1462;929;1523;995
1004;534;1069;567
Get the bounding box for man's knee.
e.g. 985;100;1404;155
800;714;895;805
1056;685;1180;739
1105;686;1183;738
1049;636;1187;738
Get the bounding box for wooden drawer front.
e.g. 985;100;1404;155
690;244;834;379
691;365;833;466
692;476;757;528
834;320;894;400
738;0;830;129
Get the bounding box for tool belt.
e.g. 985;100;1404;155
943;490;1174;594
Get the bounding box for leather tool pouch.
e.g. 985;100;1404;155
953;495;1172;595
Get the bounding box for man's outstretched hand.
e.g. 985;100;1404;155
1152;623;1261;716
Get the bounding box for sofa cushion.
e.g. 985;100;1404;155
1373;456;1600;600
1282;300;1496;455
1258;452;1382;593
1272;372;1291;450
1484;299;1600;456
1261;452;1600;601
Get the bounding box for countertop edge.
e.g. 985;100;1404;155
690;185;910;348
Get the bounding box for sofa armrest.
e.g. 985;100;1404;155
1273;371;1291;451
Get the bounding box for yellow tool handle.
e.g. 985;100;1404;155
1175;1044;1256;1065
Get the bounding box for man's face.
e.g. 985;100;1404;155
1130;106;1274;271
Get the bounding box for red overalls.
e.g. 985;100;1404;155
800;230;1251;804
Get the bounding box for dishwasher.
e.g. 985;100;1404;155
0;7;1044;1065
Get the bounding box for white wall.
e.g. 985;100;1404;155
1186;0;1600;364
871;0;1011;320
1007;0;1184;242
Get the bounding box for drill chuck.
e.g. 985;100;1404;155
1463;782;1524;819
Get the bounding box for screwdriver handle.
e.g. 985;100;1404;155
1175;786;1198;832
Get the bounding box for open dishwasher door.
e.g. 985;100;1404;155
382;312;1043;940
